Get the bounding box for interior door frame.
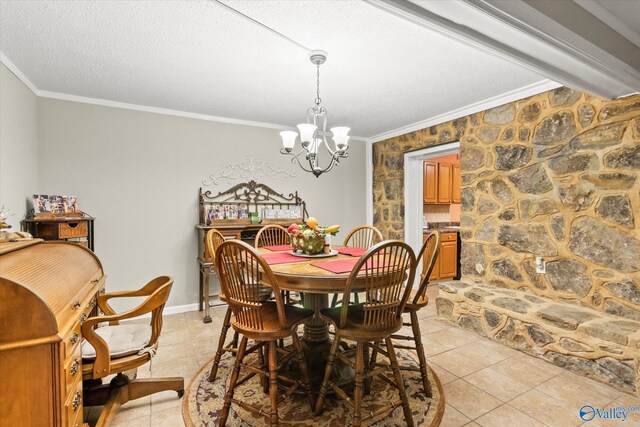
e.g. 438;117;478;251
403;141;460;274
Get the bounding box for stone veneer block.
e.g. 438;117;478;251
537;305;600;330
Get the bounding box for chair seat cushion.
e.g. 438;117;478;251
82;323;151;360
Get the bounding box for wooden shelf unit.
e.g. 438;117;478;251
196;180;308;323
22;213;95;251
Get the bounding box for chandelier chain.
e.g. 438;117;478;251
315;64;322;106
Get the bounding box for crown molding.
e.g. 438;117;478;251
366;78;560;143
1;50;370;138
0;52;38;95
37;89;294;131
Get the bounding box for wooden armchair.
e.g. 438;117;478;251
81;276;184;427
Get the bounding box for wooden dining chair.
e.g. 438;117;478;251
315;241;417;427
342;224;383;249
216;240;315;426
81;276;184;427
255;224;301;305
390;231;440;397
206;228;240;382
331;225;384;307
254;224;290;247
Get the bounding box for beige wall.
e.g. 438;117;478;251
37;98;367;309
0;63;38;228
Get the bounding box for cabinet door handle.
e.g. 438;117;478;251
70;332;79;345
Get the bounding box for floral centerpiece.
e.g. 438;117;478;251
288;217;340;255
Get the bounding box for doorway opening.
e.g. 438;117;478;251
403;142;460;281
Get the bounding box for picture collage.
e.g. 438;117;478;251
33;195;79;214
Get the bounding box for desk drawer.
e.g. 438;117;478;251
64;380;83;426
64;321;82;359
58;221;88;238
64;343;82;396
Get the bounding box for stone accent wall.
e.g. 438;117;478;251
372;88;640;320
437;281;640;394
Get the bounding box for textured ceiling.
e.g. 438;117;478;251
0;0;546;139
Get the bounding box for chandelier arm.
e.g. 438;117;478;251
280;149;317;174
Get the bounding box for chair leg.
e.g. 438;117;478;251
353;341;365;427
208;306;233;382
314;335;341;415
268;340;279;426
292;332;315;410
257;341;267;392
363;342;371;395
219;336;248;427
330;293;339;307
385;337;414;427
410;310;432;397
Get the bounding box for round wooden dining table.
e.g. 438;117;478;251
258;246;364;343
258;246;367;384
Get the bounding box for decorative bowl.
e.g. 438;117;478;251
290;231;325;255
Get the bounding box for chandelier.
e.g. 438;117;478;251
280;50;350;178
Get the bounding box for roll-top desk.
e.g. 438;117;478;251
0;239;106;427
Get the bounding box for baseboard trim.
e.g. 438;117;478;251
164;303;200;315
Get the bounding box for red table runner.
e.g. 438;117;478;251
311;258;390;274
262;252;306;265
263;244;294;252
336;246;367;257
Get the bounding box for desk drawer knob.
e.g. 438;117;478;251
72;391;81;411
70;332;79;345
71;301;81;310
70;359;79;376
91;279;99;284
80;313;88;323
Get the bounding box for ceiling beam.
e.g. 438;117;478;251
368;0;640;99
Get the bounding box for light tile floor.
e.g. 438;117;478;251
85;285;638;426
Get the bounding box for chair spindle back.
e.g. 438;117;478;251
414;231;440;304
205;228;226;264
342;225;383;249
255;224;290;248
340;241;416;330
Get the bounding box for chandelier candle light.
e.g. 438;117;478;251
280;50;350;178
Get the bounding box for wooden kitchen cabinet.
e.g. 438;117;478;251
428;232;458;280
452;164;461;203
424;161;459;204
423;162;438;204
437;163;453;203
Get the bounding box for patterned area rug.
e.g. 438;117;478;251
183;347;444;426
